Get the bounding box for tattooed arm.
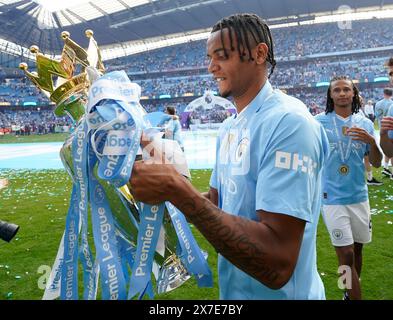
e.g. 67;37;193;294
130;162;305;289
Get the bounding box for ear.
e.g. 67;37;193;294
255;43;268;65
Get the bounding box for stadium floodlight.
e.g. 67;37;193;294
0;220;20;243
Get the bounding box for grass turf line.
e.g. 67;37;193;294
0;168;392;300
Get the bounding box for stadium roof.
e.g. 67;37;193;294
0;0;393;55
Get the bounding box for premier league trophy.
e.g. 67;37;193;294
19;30;212;300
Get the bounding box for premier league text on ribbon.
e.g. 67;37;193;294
135;205;161;277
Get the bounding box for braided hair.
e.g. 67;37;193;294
211;13;277;78
325;76;361;114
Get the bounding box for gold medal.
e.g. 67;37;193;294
339;164;349;175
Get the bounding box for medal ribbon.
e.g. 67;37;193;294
332;116;353;164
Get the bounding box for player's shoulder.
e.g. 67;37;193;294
273;90;306;109
263;90;309;121
261;91;322;136
354;112;373;129
314;111;329;122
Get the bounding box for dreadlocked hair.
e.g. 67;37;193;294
211;13;277;78
325;76;361;115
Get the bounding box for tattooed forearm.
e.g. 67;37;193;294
176;195;286;289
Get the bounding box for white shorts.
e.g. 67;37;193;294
322;201;372;247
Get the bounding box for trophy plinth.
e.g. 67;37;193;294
157;254;191;294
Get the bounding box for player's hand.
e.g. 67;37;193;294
129;161;181;205
347;127;375;145
380;117;393;135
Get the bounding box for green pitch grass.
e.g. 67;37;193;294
0;119;381;145
0;133;69;144
0;168;393;300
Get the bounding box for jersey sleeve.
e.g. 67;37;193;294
256;114;327;223
209;134;220;190
156;114;172;126
374;102;382;119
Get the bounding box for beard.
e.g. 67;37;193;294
219;88;231;98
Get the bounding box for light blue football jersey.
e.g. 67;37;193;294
164;118;184;148
375;98;393;127
315;111;374;205
210;81;328;300
157;114;184;148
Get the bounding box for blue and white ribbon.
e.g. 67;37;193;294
87;70;212;298
127;203;166;299
42;232;64;300
165;202;213;287
72;121;98;300
88;147;127;300
60;187;80;300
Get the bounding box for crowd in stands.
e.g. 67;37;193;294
137;75;217;97
185;107;232;126
1;56;387;105
271;56;388;87
274;18;393;58
0;109;71;135
0;78;48;106
107;18;393;74
109;41;207;73
133;55;388;97
1;18;393;133
142;101;189;113
0;84;385;132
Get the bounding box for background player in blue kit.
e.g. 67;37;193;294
158;105;184;151
379;58;393;157
374;88;393;177
315;76;382;300
130;13;328;299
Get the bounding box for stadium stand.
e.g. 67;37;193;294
1;17;393;133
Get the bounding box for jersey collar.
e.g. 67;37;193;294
333;111;352;123
233;80;274;123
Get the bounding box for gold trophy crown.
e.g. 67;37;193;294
19;30;105;117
